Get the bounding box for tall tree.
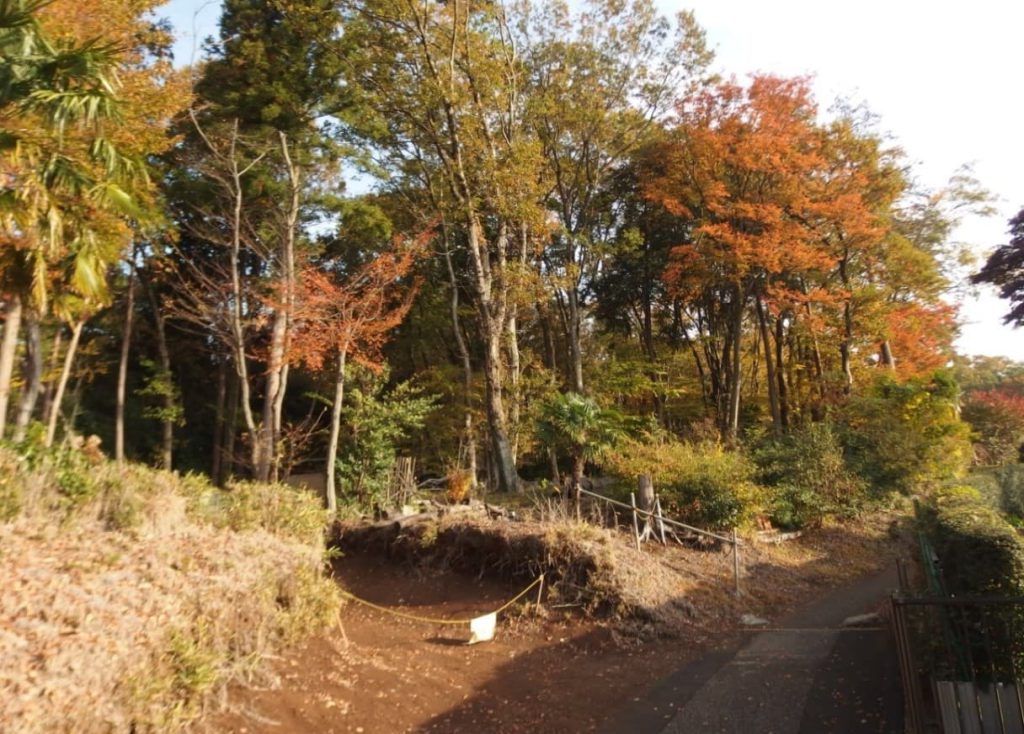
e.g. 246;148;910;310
168;0;345;479
650;76;837;438
342;0;547;491
0;0;186;439
290;237;422;512
525;0;711;393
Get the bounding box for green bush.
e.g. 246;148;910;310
334;367;437;509
600;437;763;529
751;422;867;529
963;465;1024;527
839;371;972;494
926;485;1024;596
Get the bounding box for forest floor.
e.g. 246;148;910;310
207;509;909;734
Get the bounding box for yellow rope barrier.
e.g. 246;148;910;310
339;573;545;626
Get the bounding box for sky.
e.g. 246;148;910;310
159;0;1024;360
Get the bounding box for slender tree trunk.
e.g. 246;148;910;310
324;348;348;514
212;360;227;481
260;132;301;484
0;294;24;439
444;237;477;486
802;298;826;402
775;313;790;429
115;268;136;463
45;320;84;447
566;287;584;394
838;252;855;394
756;299;781;435
40;327;62;422
726;299;744;440
13;308;42;441
221;368;239;486
840;304;855;394
141;274;174;469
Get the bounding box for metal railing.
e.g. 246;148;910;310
892;592;1024;733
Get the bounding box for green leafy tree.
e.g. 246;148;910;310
535;392;627;499
334;367;437;509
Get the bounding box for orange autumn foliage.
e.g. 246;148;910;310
289;236;426;373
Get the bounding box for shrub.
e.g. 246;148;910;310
334;368;437;509
963;465;1024;526
962;388;1024;466
599;437;763;529
918;487;1024;680
839;371;972;494
751;422;867;529
926;485;1024;596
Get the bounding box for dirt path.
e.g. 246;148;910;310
210;555;723;734
208;514;908;734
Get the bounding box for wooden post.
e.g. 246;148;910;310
732;528;741;596
630;492;641;551
655;495;667;545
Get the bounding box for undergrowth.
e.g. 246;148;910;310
0;441;340;733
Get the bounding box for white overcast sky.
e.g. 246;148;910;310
161;0;1024;360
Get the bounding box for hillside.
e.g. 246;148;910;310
0;444;339;733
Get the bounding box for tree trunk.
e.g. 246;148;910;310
880;340;896;370
13;308;42;441
140;273;175;470
39;326;62;422
838;252;855;394
221;368;239;486
0;294;24;439
45;319;84;447
324;348;347;514
212;360;227;480
483;341;518;492
566;287;584;394
569;453;585;518
637;474;655;539
261;131;301;484
756;299;781;434
115;268;136;463
775;313;790;430
726;300;744;441
444;237;477;486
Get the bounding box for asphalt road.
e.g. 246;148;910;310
599;567;904;734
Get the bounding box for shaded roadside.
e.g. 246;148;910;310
599;566;903;734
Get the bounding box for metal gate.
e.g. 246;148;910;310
892;593;1024;733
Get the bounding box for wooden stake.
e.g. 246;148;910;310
732;528;741;596
655;496;667;545
630;492;641;551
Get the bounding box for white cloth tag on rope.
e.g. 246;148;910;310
467;612;497;645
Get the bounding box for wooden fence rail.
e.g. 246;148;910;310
576;484;743;595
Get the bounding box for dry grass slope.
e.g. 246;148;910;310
0;445;340;733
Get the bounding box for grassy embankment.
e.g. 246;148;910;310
0;441;340;733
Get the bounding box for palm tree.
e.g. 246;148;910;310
536;392;628;511
0;0;140;438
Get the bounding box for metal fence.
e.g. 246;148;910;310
892;593;1024;733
